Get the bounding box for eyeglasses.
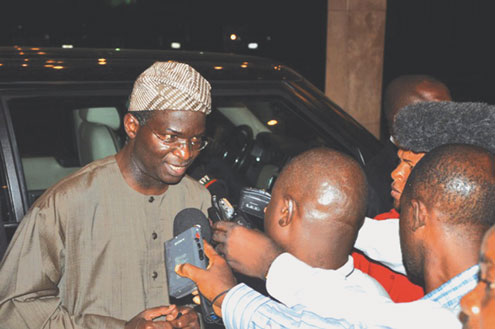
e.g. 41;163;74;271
145;125;209;151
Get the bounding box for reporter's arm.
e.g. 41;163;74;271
212;222;282;278
222;284;350;329
354;217;406;274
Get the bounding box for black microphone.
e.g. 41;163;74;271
173;208;212;243
172;208;220;324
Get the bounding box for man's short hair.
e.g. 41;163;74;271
393;101;495;153
129;111;155;126
402;144;495;229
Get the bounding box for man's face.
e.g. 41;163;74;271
131;110;206;186
391;149;425;209
460;227;495;329
398;195;425;286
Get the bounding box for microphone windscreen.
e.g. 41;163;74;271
173;208;212;243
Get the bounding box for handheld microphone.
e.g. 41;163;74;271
171;208;220;324
173;208;212;243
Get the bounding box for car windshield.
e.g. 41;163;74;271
7;92;350;208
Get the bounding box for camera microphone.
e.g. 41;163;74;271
173;208;212;243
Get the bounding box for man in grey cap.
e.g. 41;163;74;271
0;62;212;329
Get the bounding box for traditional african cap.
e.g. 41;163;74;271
128;61;211;114
393;101;495;153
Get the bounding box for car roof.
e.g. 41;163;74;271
0;46;302;84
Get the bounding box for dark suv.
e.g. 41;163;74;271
0;46;385;246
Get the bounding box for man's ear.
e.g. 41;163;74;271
411;199;427;232
123;113;140;139
278;197;295;227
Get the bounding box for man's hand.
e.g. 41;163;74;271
175;241;236;317
125;305;199;329
213;221;283;279
124;306;176;329
167;306;199;329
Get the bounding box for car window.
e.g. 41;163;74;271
8;96;128;207
7;93;350;209
193;95;350;202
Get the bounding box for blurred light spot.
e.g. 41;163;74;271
213;66;223;70
52;65;64;70
19;52;25;55
241;64;248;68
230;34;238;41
46;60;55;63
44;64;53;68
248;43;258;49
267;120;278;126
115;48;121;51
37;52;46;55
21;63;28;67
171;42;181;49
62;44;73;49
24;59;29;62
31;47;40;50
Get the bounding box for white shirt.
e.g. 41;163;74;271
354;216;405;274
266;252;461;329
266;253;390;324
265;221;463;329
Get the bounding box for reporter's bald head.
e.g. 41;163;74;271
264;147;368;269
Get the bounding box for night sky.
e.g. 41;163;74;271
1;0;495;103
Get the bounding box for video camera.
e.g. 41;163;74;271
208;187;271;229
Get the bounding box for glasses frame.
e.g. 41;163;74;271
144;125;209;151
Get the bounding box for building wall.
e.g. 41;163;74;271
325;0;387;138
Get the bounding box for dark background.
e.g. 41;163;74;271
1;0;495;103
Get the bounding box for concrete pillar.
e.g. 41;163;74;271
325;0;387;138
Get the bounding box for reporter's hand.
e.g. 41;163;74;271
167;305;199;329
175;241;236;317
213;221;283;279
124;306;176;329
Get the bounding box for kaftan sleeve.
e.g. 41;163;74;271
0;195;126;329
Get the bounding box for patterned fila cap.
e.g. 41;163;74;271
128;61;211;114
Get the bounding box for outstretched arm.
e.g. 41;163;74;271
354;217;406;274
